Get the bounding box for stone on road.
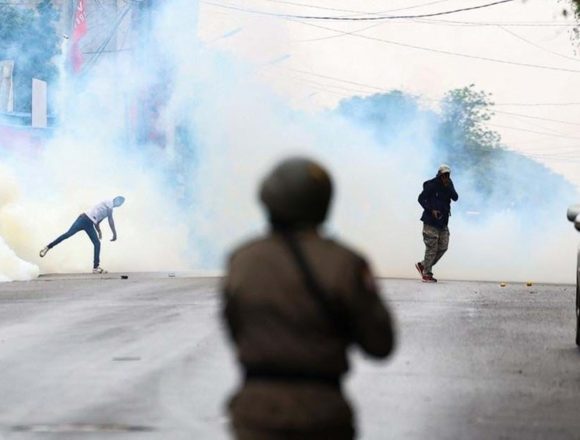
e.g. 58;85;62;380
0;274;577;439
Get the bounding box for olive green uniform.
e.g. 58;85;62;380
222;229;395;439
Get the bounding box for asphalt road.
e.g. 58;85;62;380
0;274;578;439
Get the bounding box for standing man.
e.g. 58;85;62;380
416;165;458;283
222;158;395;440
39;196;125;274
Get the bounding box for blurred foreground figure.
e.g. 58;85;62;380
416;164;459;283
222;158;395;440
39;196;125;274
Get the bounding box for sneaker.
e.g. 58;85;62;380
415;262;424;277
422;274;437;283
39;247;49;258
92;267;107;274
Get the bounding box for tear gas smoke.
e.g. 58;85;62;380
0;0;577;283
0;165;39;281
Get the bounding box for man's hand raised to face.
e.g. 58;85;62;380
440;173;451;187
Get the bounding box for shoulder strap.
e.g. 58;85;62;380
279;232;348;337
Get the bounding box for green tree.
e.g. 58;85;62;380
0;0;60;113
557;0;580;42
563;0;580;17
436;85;576;215
336;90;435;145
436;85;500;198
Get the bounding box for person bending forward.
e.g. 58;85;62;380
40;196;125;274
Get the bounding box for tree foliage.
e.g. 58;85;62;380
436;85;501;198
559;0;580;42
335;86;577;218
0;0;60;113
437;86;576;214
563;0;580;17
336;90;437;146
438;86;499;151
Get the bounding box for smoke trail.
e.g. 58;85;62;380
1;0;577;283
0;166;39;281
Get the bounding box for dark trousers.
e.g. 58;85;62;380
48;214;100;269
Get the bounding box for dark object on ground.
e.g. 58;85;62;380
121;275;128;280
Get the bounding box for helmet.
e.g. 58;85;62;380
437;164;451;175
260;157;333;226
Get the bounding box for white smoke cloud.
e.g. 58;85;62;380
0;165;39;281
0;0;577;283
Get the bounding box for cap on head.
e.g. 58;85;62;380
437;164;451;176
260;157;333;228
113;196;126;207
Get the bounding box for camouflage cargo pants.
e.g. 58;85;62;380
421;223;450;275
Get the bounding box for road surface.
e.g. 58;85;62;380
0;274;577;439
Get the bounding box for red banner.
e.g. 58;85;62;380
70;0;87;73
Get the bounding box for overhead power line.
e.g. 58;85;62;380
412;18;578;27
280;67;387;92
206;1;580;74
273;67;580;108
261;66;580;150
497;25;580;63
251;0;455;16
494;109;580;127
495;101;580;106
267;68;580;139
82;4;133;73
288;19;580;74
293;18;579;44
201;0;514;21
489;123;580;140
294;22;383;43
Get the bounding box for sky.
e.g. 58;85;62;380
195;0;580;190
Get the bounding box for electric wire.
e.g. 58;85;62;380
204;1;580;74
268;68;580;146
286;19;580;74
496;25;580;63
251;0;456;16
494;101;580;106
210;3;580;74
488;123;580;140
82;4;132;73
411;17;578;27
201;0;514;21
291;18;578;44
273;66;580;109
494;109;580;127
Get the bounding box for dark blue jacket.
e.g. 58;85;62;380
418;177;459;230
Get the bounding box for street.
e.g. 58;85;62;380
0;274;578;439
